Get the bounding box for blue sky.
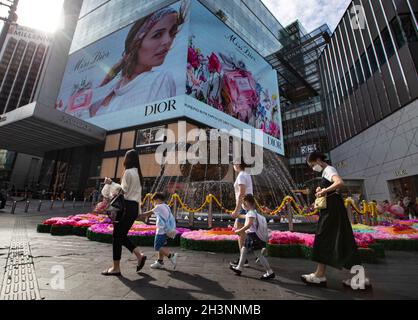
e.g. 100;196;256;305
262;0;352;32
1;0;351;34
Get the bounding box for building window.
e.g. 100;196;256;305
381;27;395;60
390;18;406;49
350;65;358;90
399;14;418;44
136;125;165;148
367;45;378;74
361;53;371;80
355;59;364;85
374;37;386;66
104;133;120;152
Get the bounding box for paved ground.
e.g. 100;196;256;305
1;201;418;300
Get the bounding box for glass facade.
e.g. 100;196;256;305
319;0;418;149
0;25;51;115
272;21;331;189
71;0;286;56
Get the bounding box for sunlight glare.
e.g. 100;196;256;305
16;0;64;32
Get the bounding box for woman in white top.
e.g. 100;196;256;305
301;152;371;290
102;150;147;276
230;160;254;267
89;4;187;117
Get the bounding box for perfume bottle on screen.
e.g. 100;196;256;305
68;80;93;117
220;53;258;122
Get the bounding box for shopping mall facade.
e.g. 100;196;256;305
318;0;418;202
0;0;292;198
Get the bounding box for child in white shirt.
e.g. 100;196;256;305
230;194;275;280
141;193;178;270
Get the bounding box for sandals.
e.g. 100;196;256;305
136;255;147;273
301;273;327;287
101;269;122;277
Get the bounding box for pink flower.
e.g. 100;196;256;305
199;74;207;82
268;122;280;137
188;47;199;69
208;52;221;74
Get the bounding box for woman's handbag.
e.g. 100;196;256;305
107;190;125;223
314;196;327;210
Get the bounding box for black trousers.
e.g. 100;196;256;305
112;200;138;261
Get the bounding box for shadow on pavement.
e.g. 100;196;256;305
118;270;234;300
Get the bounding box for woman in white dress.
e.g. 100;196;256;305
89;3;188;117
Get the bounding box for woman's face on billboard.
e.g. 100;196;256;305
138;13;178;68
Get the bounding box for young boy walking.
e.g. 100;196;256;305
230;194;275;280
141;193;178;270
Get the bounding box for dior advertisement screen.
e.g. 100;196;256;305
55;1;189;130
186;0;283;145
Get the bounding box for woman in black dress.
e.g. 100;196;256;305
301;152;371;290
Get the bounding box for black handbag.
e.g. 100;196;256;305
107;190;125;223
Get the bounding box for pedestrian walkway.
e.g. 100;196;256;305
1;206;418;300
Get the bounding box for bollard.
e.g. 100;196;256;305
73;198;76;209
208;196;213;229
173;197;178;221
11;201;17;215
83;198;87;208
37;200;42;212
50;200;54;210
288;203;294;232
62;199;65;208
24;201;30;213
188;211;194;228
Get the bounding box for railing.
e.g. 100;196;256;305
4;193;378;232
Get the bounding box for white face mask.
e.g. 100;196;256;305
313;164;323;173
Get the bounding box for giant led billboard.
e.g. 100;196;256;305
56;0;284;155
184;0;283;154
56;1;189;128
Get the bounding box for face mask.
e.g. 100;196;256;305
313;164;323;173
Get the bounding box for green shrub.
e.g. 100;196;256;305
36;224;51;233
50;225;73;236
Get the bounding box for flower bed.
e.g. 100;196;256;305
352;220;418;251
180;228;383;263
37;214;112;236
86;223;190;247
37;213;190;246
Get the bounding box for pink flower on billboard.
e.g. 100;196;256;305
188;47;200;69
268;122;280;137
208;52;221;74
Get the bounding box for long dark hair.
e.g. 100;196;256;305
123;149;144;186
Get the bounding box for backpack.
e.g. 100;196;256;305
255;212;269;243
159;204;177;239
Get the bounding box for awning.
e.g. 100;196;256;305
0;102;107;156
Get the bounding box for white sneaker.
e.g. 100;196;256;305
150;261;165;270
301;273;327;287
255;248;267;264
169;253;178;269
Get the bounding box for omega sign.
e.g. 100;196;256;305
145;99;177;117
59;115;92;133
